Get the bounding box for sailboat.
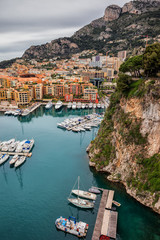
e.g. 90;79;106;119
68;176;95;209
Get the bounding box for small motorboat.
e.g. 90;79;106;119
88;187;101;194
112;200;121;207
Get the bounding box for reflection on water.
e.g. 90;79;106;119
15;168;23;189
16;106;104;123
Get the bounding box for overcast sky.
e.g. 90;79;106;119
0;0;128;61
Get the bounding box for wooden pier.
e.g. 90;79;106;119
92;189;118;240
0;151;32;157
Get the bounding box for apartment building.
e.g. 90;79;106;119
83;87;98;102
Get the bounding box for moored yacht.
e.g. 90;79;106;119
67;102;72;109
93;103;97;109
55;101;63;110
81;103;85;109
45;101;53;109
72;102;77;110
89;102;93;109
97;103;101;108
77;102;82;109
72;190;96;200
9;155;19;165
22;109;30;116
15;156;26;168
0;154;9;165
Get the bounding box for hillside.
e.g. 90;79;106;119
87;44;160;213
22;0;160;60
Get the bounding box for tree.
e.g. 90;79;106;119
119;55;143;77
117;73;132;96
143;43;160;77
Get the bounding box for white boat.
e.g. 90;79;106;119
68;176;94;209
101;103;105;109
112;200;121;207
15;140;27;153
15;156;26;168
77;102;82;109
55;101;63;110
89;102;93;109
89;187;101;194
9;155;19;165
81;103;85;109
72;190;96;201
67;102;72;109
55;216;89;238
22;139;34;153
72;102;77;110
45;101;53;109
22;109;30;116
97;103;101;108
93;104;97;109
0;154;9;165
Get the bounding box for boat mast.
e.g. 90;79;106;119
78;176;80;202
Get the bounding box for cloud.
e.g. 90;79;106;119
0;0;128;61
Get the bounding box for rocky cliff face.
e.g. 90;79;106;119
104;5;121;21
22;0;160;59
88;79;160;214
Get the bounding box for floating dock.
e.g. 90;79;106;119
92;189;118;240
0;151;32;157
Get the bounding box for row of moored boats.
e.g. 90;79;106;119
0;139;34;168
57;113;103;132
45;101;105;110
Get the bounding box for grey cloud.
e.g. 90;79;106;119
0;0;128;61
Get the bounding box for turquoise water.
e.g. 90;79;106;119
0;106;159;240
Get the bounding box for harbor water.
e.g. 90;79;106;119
0;106;160;240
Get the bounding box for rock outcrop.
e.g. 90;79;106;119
104;5;121;21
88;79;160;214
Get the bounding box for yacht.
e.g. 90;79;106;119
67;102;72;109
77;102;82;109
0;154;9;165
72;102;77;110
81;103;85;109
15;140;27;153
15;156;26;168
93;104;97;109
22;109;30;116
9;155;19;165
72;190;96;201
97;103;101;108
89;103;93;109
22;139;34;153
55;101;63;110
45;101;53;109
101;103;105;109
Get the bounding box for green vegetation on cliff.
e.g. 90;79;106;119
89;44;160;201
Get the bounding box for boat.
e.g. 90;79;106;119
68;176;95;209
72;102;77;110
45;101;53;109
22;109;30;116
112;200;121;207
22;139;34;153
101;103;105;109
89;187;101;194
14;156;26;168
89;102;93;109
9;155;19;165
0;154;9;165
55;216;89;238
72;190;96;200
55;101;63;110
67;102;72;109
77;102;82;109
93;104;97;109
97;103;101;108
81;103;85;109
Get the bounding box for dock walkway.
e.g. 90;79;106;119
0;151;32;157
92;189;118;240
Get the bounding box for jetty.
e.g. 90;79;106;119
0;151;32;157
92;189;118;240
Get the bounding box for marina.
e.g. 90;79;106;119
0;106;159;240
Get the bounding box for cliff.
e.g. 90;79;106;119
22;0;160;59
88;78;160;214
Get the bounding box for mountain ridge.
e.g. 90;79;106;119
22;0;160;59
